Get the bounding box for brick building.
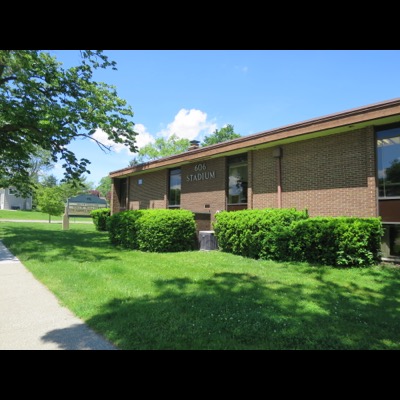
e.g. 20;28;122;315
109;99;400;260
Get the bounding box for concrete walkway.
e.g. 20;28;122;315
0;241;117;350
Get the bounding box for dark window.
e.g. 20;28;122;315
227;154;248;205
169;168;181;208
382;224;400;258
377;125;400;198
119;178;127;209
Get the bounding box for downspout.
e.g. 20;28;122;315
273;147;283;209
126;177;130;210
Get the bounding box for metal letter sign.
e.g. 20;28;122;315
186;163;216;183
66;195;108;218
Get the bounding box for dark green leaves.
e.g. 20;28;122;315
0;50;137;196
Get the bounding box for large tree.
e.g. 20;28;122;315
19;145;54;210
28;145;54;183
202;124;241;147
58;176;94;202
40;174;58;188
129;134;190;165
96;176;112;197
0;50;137;196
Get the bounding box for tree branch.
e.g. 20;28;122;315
0;124;40;134
76;133;113;153
0;75;17;85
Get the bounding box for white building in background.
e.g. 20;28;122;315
0;188;32;210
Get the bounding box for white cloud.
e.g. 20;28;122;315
91;108;216;155
134;123;155;148
158;108;217;141
91;126;154;155
92;129;131;154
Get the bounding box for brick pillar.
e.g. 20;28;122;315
110;178;120;215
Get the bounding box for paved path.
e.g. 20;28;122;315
0;241;117;350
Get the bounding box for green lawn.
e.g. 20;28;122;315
1;221;399;350
0;209;90;222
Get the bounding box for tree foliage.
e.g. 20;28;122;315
88;189;101;197
96;176;112;197
127;125;242;166
36;186;65;223
28;145;54;183
58;177;93;202
129;134;190;165
0;50;137;196
386;159;400;183
40;174;58;188
202;124;241;147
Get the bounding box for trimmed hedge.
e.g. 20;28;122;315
107;209;196;252
90;208;110;231
213;209;383;267
136;209;196;252
288;217;384;267
213;208;308;260
107;210;143;249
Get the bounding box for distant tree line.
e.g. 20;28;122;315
129;124;241;165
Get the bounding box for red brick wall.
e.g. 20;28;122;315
252;147;279;208
181;157;226;222
110;179;120;215
194;213;212;239
252;128;377;217
113;127;377;219
128;170;167;210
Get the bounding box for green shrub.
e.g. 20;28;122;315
286;218;338;265
213;208;308;260
136;209;196;252
107;210;143;249
107;209;196;252
214;209;383;267
288;217;384;267
90;208;111;231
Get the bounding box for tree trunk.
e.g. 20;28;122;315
48;214;51;223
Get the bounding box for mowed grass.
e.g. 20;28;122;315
1;221;399;350
0;209;90;222
0;209;62;220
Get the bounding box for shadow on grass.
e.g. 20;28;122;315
87;269;400;350
0;224;119;263
41;323;117;350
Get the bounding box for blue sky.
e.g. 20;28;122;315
48;50;400;187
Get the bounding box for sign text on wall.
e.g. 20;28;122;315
68;202;107;216
186;163;216;183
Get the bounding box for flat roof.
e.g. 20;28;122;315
110;97;400;178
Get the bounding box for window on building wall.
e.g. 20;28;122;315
382;225;400;258
377;124;400;260
227;154;248;205
377;125;400;198
8;188;19;196
169;168;181;208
